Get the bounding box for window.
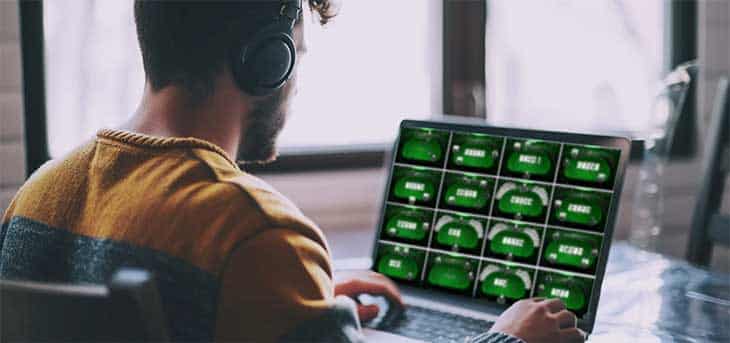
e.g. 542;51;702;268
43;1;441;158
485;0;666;134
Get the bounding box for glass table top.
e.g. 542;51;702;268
590;243;730;342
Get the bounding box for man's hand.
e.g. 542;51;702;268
489;298;584;343
334;270;404;322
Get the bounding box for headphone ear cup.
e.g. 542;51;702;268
232;26;297;96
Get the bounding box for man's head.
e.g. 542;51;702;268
134;0;335;163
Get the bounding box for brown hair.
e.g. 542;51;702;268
134;0;337;100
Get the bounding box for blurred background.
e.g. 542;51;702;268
0;0;728;272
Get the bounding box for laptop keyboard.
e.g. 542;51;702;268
378;305;494;343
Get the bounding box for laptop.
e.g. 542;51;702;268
362;118;631;343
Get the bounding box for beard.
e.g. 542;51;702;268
235;84;290;164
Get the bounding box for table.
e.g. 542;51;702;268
590;242;729;342
331;237;730;342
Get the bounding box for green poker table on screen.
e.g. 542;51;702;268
444;178;490;209
562;146;615;185
479;264;532;300
401;137;444;163
427;255;475;291
376;246;423;281
537;275;588;312
434;215;484;250
451;139;500;170
393;173;437;204
487;223;540;258
506;141;555;176
385;211;431;242
544;231;600;270
496;182;549;218
553;192;605;227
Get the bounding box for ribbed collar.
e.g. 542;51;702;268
96;129;238;168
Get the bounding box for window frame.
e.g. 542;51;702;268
443;0;487;118
19;1;49;177
21;0;684;177
21;0;460;175
667;0;698;158
243;143;389;174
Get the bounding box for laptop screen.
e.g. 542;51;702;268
372;119;629;324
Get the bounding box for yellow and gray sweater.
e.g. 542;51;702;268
0;129;520;343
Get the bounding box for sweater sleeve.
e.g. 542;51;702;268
468;331;526;343
215;227;364;342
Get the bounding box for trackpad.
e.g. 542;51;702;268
362;328;426;342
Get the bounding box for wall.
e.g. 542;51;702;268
0;0;25;215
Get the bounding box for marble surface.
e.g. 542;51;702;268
590;243;729;342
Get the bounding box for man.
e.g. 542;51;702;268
0;1;583;342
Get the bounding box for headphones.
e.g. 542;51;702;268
230;0;302;96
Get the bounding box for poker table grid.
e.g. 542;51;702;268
377;128;620;313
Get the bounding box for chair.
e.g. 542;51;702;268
1;268;169;342
687;77;730;266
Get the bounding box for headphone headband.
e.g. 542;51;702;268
279;0;302;30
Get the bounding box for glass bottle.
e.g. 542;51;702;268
629;61;698;250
